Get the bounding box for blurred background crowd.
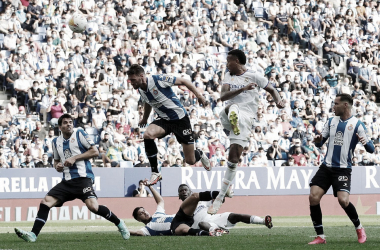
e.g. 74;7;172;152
1;0;380;169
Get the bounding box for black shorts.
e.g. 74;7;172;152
170;208;194;235
151;115;194;144
309;164;352;197
47;177;97;207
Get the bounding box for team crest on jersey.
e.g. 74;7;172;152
348;124;353;131
63;149;72;159
153;88;158;95
71;138;75;143
333;131;344;146
245;77;249;82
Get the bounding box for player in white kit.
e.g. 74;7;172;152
208;50;285;214
178;184;272;233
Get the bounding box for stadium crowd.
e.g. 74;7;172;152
1;0;380;169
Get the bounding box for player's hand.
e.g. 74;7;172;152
314;134;323;144
198;96;209;107
138;118;148;128
276;99;285;109
244;82;257;91
63;157;76;167
143;178;152;187
357;133;367;145
55;162;64;173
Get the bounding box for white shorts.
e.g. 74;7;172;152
220;104;254;148
207;212;236;230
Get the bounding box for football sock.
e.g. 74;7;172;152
310;204;324;235
31;203;51;236
144;139;159;173
343;202;361;228
199;191;219;201
194;149;202;162
187;228;210;236
96;205;120;226
250;216;265;225
216;161;237;199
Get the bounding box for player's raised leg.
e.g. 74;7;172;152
308;186;326;244
208;144;242;214
228;104;240;135
15;195;60;242
182;143;211;171
85;198;130;240
337;191;366;243
143;123;166;185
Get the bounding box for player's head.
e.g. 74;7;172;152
178;184;192;201
58;114;74;134
226;49;246;75
334;94;353;116
126;64;146;90
132;207;151;224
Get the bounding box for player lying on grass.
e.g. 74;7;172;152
131;182;223;236
177;184;272;233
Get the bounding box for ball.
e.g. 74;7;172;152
68;13;87;33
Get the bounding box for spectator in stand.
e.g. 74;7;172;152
266;140;282;161
292;147;307;166
0;106;11;128
20;154;35;168
133;180;152;197
47;98;67;127
35;154;52;168
134;154;151;168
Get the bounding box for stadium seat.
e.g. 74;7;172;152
88;134;100;144
36;27;47;39
275;160;286;167
0;34;4;49
32;34;44;42
218;47;229;54
267;161;274;167
209;46;219;55
120;161;133;168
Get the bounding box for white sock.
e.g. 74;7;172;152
317;234;325;239
217;162;237;199
250;216;264;225
356;224;363;230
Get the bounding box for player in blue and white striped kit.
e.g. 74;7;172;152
126;64;211;186
308;94;374;245
15;114;130;242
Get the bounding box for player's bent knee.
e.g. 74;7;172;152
338;198;350;208
41;195;58;208
309;193;321;205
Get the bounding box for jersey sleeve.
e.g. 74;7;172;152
153;74;176;88
154;205;165;215
140;227;150;236
222;72;231;85
77;129;95;149
251;73;269;89
321;118;332;138
52;138;60;161
357;122;375;153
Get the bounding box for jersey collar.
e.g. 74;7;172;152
339;115;353;122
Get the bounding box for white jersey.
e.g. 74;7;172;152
140;206;174;236
192;201;235;230
223;69;268;117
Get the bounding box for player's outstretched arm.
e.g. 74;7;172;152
174;77;208;106
129;230;146;236
264;84;285;109
63;146;99;167
220;83;254;102
147;184;164;208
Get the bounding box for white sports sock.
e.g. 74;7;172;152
356;224;363;230
317;234;325;239
250;216;264;225
217;162;237;199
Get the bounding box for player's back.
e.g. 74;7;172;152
223;69;268;114
140;206;174;236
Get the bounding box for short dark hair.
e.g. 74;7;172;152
132;207;143;220
178;184;191;193
126;64;145;76
58;114;73;126
337;93;353;106
228;49;246;65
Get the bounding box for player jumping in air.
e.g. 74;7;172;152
15;114;129;242
126;64;211;186
208;49;285;214
308;94;374;244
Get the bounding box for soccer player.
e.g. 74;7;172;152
178;184;273;233
131;183;222;236
208;49;285;214
126;64;211;186
14;114;130;242
308;94;374;244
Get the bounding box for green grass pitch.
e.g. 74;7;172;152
1;215;380;249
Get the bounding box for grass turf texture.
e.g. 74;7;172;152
1;215;380;249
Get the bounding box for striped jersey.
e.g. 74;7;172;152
138;74;187;120
140;206;174;236
222;69;268;116
321;116;374;168
52;128;95;181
